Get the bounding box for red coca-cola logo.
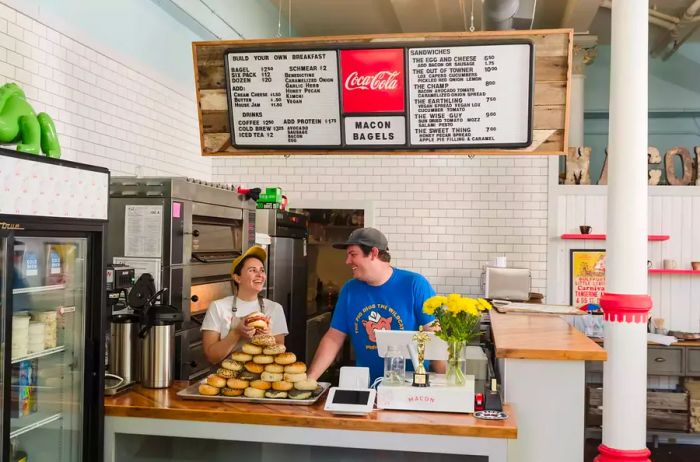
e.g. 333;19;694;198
344;71;400;91
340;49;405;113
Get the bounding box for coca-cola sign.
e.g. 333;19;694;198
340;49;405;113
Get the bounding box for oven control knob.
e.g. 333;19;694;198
191;295;199;302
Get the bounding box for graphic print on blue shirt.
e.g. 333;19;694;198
330;268;436;381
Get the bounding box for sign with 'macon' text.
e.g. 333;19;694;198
193;30;572;156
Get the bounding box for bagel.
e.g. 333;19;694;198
245;312;269;330
260;371;284;382
221;387;244;397
253;354;274;365
274;352;297;365
206;374;226;388
288;389;312;400
231;352;253;362
244;387;266;398
265;390;288;399
283;372;307;383
216;367;237;378
264;363;284;373
238;370;261;381
242;343;263;355
198;383;220;396
226;377;249;389
263;344;286;355
294;379;318;391
272;380;293;391
311;385;325;397
221;359;244;371
283;362;307;374
251;334;276;347
250;379;271;390
244;361;265;374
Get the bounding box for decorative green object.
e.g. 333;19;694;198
0;82;61;158
257;187;282;204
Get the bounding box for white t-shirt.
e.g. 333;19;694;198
201;296;288;351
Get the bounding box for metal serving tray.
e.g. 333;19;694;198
177;380;331;406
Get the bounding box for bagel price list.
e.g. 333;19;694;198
407;43;532;147
226;50;341;147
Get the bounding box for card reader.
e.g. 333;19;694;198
324;388;376;415
324;367;376;416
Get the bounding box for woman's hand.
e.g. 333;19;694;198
235;319;256;340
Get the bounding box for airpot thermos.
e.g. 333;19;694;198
108;313;140;384
139;304;182;389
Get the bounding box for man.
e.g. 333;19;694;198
307;227;444;382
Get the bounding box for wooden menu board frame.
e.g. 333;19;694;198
193;29;572;156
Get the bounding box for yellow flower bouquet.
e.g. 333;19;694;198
423;294;491;386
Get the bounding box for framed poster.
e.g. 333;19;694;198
570;249;606;309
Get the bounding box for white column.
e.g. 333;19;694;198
597;1;651;461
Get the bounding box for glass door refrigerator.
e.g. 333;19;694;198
0;148;109;462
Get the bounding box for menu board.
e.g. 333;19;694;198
226;50;341;147
223;41;533;150
407;43;532;147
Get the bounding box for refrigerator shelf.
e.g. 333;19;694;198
11;345;66;364
10;412;62;439
12;284;66;295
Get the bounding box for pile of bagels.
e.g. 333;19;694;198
198;333;319;400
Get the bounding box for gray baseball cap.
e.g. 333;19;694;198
333;227;389;251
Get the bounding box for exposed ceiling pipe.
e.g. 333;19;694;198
662;22;700;60
682;0;700;20
600;0;676;30
649;15;679;31
483;0;520;30
656;0;700;59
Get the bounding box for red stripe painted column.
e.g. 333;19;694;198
595;0;650;461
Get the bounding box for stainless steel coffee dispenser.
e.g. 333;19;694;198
139;303;182;388
108;313;139;384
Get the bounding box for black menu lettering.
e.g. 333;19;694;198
227;51;340;146
408;44;531;146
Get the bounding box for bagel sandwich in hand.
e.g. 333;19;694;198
244;311;269;331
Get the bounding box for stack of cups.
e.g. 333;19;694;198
12;315;30;358
32;311;57;349
28;322;46;354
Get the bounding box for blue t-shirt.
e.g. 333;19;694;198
330;268;436;382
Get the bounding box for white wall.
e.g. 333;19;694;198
213;154;549;296
548;184;700;333
0;1;209;177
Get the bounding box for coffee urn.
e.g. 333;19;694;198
108;313;140;384
139;304;182;389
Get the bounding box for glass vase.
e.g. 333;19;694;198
445;339;467;386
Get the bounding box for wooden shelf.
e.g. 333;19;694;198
648;269;700;275
560;234;670;241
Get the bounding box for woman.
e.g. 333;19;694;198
201;246;288;364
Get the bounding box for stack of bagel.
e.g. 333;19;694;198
198;333;319;400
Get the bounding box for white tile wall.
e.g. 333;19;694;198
0;3;210;179
213;155;550;296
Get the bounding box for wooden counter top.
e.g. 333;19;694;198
105;382;517;439
490;311;607;361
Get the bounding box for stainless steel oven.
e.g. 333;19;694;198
108;177;256;380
